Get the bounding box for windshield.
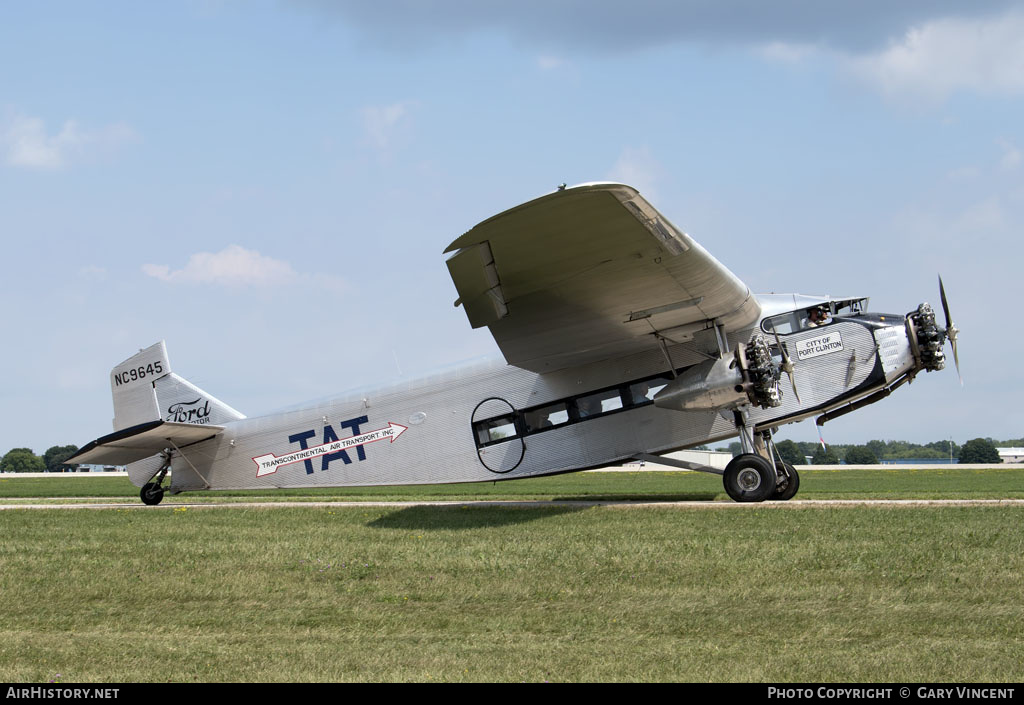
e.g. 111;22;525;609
761;299;865;335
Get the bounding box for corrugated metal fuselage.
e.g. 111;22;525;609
147;312;916;493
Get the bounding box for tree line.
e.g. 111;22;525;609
0;445;80;473
719;437;1012;465
1;436;1017;472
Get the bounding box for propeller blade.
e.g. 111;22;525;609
939;275;952;332
771;328;790;367
772;327;801;404
938;275;963;385
951;337;962;386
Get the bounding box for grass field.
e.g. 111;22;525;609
1;468;1022;682
2;465;1024;502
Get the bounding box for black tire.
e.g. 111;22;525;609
774;463;800;501
723;454;778;503
140;482;164;506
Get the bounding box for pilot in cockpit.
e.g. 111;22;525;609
806;306;830;328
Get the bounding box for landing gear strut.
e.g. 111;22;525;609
722;411;800;502
140;452;172;506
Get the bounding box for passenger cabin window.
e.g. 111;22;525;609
472;370;679;449
629;377;670;405
522;402;569;433
576;389;624;418
475;416;518;445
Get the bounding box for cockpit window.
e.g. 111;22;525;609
761;298;867;336
762;313;800;335
763;307;832;335
834;300;865;316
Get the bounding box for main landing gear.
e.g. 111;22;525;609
723;454;777;502
140;452;172;506
723;410;800;503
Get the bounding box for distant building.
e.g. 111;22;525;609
70;464;124;473
622;449;732;471
997;448;1024;464
879;458;956;465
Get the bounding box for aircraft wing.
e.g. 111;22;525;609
445;182;761;373
66;420;225;466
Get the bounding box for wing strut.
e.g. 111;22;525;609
167;438;211;490
655;334;679;379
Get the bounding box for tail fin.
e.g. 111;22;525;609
110;341;245;431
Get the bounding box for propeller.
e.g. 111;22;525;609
938;275;962;385
772;327;801;404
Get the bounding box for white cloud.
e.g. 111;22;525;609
606;147;664;201
77;265;108;281
361;101;416;151
952;196;1006;232
143;245;299;288
1;113;138;169
847;11;1024;100
998;138;1021;170
537;55;567;70
757;41;819;64
142;244;347;292
295;2;1024;56
946;166;981;182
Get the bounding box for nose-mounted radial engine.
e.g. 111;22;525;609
907;276;961;385
650;277;960;503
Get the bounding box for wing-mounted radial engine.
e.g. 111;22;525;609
652;334;795;503
652;335;783;413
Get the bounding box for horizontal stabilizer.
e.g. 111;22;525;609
67;420;224;466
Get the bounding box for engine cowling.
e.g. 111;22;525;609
653;335;783;412
653;355;746;412
907;302;946;373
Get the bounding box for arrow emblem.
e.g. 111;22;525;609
253;422;408;477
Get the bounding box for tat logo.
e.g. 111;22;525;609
287;416;370;475
167;398;212;424
251;416;409;477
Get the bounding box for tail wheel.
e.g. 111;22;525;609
774;463;800;501
140;482;165;506
723;454;778;503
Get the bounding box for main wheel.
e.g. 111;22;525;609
774;463;800;501
140;482;165;506
723;454;778;502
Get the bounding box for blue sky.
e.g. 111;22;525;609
2;1;1022;456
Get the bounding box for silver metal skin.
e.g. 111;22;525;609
68;183;953;502
653;355;746;412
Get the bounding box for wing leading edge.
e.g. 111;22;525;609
445;183;760;373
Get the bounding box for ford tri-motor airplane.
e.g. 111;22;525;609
69;183;960;504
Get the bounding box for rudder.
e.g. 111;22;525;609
110;341;245;432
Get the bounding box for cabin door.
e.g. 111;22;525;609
471;397;525;474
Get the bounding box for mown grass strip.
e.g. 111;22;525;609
2;466;1023;503
1;504;1022;682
